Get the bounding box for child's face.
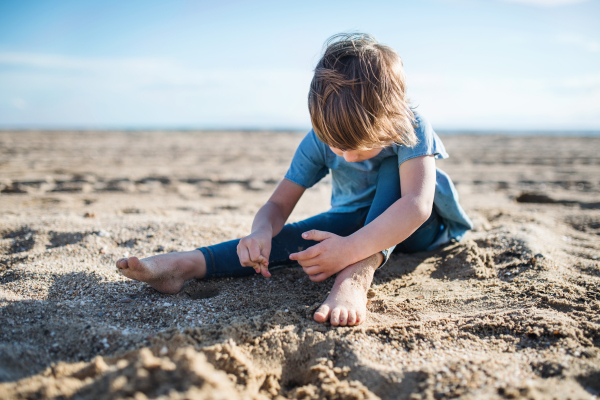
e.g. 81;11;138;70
329;146;383;162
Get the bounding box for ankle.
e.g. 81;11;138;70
190;250;207;279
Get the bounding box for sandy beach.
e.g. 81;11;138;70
0;130;599;399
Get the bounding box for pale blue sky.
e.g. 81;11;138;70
1;0;599;130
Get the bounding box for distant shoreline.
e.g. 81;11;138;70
1;128;600;137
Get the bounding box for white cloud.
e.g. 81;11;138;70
557;34;600;53
499;0;589;6
409;72;600;129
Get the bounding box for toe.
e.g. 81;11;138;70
347;310;357;326
338;309;348;326
116;258;128;269
127;257;142;271
356;310;366;325
330;308;341;326
314;304;331;323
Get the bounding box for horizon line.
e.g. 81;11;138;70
1;126;600;136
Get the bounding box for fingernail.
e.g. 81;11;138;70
302;233;307;238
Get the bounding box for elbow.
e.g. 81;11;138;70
415;198;434;225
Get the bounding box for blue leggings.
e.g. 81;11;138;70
199;157;442;278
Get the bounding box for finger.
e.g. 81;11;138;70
257;254;268;266
256;255;270;273
308;272;328;283
239;247;254;268
260;263;271;278
261;244;272;262
297;255;322;267
301;230;334;242
301;264;323;275
248;242;262;263
254;254;271;278
289;244;322;261
338;309;348;326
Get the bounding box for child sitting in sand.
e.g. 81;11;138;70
116;33;472;327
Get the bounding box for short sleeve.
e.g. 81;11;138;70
284;130;330;188
396;113;449;166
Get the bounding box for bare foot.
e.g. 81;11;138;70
313;253;383;326
115;250;206;294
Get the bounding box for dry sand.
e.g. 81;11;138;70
0;131;599;400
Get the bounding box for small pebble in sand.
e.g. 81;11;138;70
96;230;111;237
119;297;132;303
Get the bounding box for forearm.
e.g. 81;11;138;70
251;202;288;237
346;195;431;262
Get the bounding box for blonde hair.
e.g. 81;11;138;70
308;33;417;150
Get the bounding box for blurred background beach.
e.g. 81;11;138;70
1;0;599;132
1;1;600;400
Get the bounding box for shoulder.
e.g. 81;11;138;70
412;112;435;144
297;129;330;159
292;129;332;166
393;112;449;165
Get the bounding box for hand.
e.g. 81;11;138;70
289;230;356;282
237;229;272;277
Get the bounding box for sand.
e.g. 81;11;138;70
0;130;599;400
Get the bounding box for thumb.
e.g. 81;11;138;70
301;230;334;242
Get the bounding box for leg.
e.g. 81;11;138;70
116;209;368;293
314;157;399;325
116;250;207;294
201;209;369;278
314;157;443;326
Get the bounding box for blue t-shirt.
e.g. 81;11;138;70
284;112;473;246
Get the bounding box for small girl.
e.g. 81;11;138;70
116;33;472;327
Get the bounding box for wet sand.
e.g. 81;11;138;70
0;131;599;399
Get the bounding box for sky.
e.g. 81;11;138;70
0;0;599;131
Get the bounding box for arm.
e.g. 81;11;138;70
290;155;436;281
349;154;436;258
237;178;305;277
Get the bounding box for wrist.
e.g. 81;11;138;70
344;234;366;265
252;225;273;237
